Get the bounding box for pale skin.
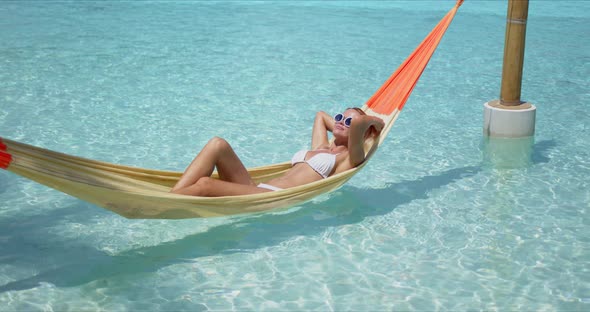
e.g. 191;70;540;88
170;108;385;196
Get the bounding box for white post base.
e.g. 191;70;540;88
482;100;536;168
483;100;536;137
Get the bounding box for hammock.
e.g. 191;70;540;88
0;1;463;219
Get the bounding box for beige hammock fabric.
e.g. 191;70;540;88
0;1;462;219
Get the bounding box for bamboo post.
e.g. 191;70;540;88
500;0;529;106
483;0;536;168
484;0;535;138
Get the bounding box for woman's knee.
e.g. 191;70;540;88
193;176;215;196
207;136;231;152
170;177;214;196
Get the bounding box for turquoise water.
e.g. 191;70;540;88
1;0;589;310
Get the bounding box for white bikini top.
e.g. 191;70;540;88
291;150;337;179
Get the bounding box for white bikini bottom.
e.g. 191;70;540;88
257;183;283;191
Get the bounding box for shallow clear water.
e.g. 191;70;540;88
1;0;589;310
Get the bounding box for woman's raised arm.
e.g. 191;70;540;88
311;111;334;149
347;115;385;167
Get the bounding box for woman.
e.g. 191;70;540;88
170;107;385;196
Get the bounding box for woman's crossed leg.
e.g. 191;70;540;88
170;137;271;196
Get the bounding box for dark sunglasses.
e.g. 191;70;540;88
334;113;353;127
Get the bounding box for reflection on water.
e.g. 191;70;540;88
482;136;535;169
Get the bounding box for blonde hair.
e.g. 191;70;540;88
347;107;366;115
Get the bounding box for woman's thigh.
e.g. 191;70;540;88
214;138;255;186
185;177;271;197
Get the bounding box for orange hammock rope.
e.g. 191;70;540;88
367;0;463;115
